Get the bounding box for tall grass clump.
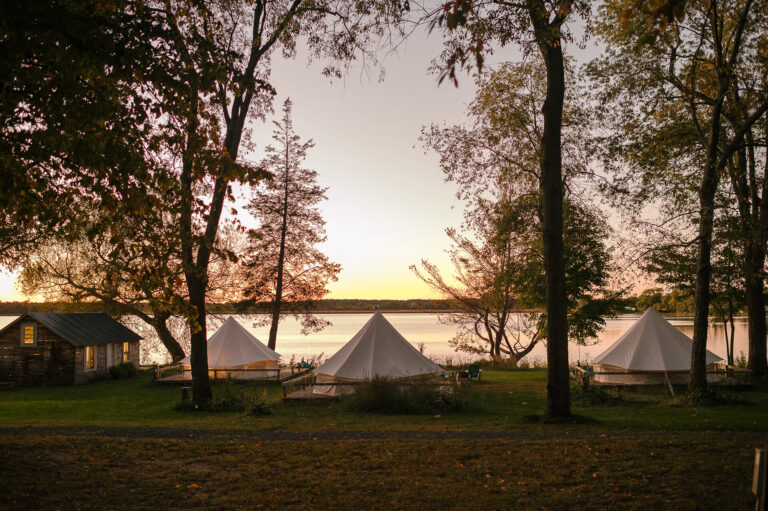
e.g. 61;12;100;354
175;378;272;415
571;384;623;406
347;376;470;414
108;362;138;379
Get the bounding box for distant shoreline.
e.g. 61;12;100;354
0;299;460;315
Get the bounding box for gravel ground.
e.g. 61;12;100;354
1;425;767;443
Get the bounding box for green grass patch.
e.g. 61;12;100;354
0;369;767;433
571;384;623;406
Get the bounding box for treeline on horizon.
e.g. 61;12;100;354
0;299;460;315
5;293;766;317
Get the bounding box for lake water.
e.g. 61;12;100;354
2;312;759;366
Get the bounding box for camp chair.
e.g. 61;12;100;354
577;361;594;377
571;361;594;385
467;364;482;381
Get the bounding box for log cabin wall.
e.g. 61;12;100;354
125;341;140;366
1;317;140;385
73;344;110;384
0;322;75;385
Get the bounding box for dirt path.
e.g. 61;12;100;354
1;425;767;442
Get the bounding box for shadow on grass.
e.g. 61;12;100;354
522;413;601;425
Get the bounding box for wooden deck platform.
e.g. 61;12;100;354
283;386;338;400
156;368;297;383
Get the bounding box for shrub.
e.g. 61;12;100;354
347;376;470;414
571;384;622;406
245;395;272;416
174;399;197;412
735;351;748;369
475;358;518;371
108;362;138;379
176;379;273;415
516;357;547;369
209;379;247;412
686;388;727;406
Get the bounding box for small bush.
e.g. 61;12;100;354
515;357;547;369
108;362;138;379
348;377;470;414
174;399;197;412
735;351;748;369
245;395;272;416
176;380;273;415
209;379;246;412
571;384;622;406
479;358;519;370
686;388;727;406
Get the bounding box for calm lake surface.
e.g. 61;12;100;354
2;312;760;366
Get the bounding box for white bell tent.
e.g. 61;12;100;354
179;317;280;379
592;308;722;384
297;311;443;396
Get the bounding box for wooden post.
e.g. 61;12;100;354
755;448;766;511
663;371;675;397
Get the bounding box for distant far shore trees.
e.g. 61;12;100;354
0;299;469;315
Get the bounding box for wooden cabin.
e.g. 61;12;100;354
0;312;141;385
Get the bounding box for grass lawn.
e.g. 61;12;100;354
1;369;767;509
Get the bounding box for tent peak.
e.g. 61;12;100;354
593;308;721;371
179;317;279;367
312;311;442;380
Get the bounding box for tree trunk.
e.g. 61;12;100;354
268;141;291;351
747;134;768;378
730;142;767;377
168;3;273;408
510;334;539;362
689;96;725;392
116;305;186;363
729;134;768;378
727;295;735;366
175;64;213;406
187;277;212;405
152;313;185;362
533;19;570;419
746;240;767;377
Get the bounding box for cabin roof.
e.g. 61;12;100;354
2;312;142;346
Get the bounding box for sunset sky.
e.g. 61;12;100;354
0;29;601;302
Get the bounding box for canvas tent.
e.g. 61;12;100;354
293;311;443;396
591;308;722;385
179;317;280;380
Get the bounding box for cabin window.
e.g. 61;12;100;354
122;342;130;363
85;346;95;370
20;323;37;347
